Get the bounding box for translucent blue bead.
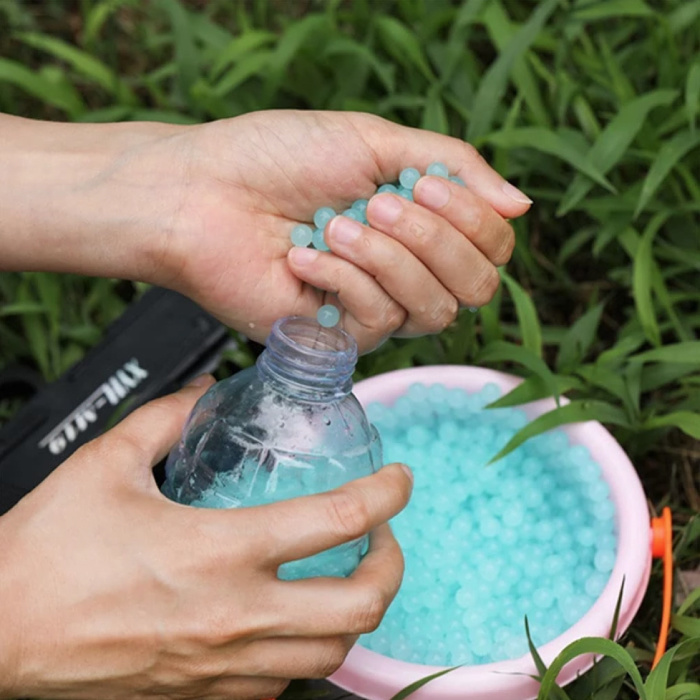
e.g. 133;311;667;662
449;175;466;187
290;224;313;247
585;571;609;598
342;208;363;222
426;161;449;178
311;227;330;252
594;548;616;572
397;186;414;201
399;167;421;190
316;305;340;328
377;183;398;194
313;206;336;229
351;198;369;215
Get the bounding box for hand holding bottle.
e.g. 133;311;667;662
0;377;412;700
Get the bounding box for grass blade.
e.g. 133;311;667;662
686;61;700;131
374;15;435;83
537;638;647;700
642;411;700;440
635;130;700;217
633;214;666;347
389;667;460;700
558;90;677;215
487;128;615;191
500;270;543;357
467;0;559;142
488;400;631;463
556;302;605;372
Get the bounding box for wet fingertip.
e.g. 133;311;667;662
185;373;215;389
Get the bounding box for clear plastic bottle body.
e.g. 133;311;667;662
162;317;382;579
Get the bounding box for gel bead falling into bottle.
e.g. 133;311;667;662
162;316;383;580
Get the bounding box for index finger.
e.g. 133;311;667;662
352;112;532;219
236;463;412;566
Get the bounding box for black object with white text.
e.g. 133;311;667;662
0;287;231;515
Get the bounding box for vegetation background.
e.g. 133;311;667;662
0;0;698;698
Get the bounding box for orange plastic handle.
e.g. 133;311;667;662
650;506;673;669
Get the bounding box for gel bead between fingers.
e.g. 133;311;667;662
290;224;313;247
360;382;617;667
426;161;449;178
317;304;340;328
313;206;336;230
399;167;421;190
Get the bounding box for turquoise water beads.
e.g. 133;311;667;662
360;382;617;667
290;163;466;326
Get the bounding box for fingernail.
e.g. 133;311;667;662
502;181;533;204
186;374;213;388
414;177;450;209
399;463;414;483
288;246;319;264
368;194;403;226
330;216;363;245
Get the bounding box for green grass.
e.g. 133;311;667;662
0;0;698;698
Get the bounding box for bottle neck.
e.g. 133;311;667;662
256;316;357;401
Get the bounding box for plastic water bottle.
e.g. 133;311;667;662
162;316;382;579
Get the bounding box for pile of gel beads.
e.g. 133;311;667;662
289;163;465;330
360;381;617;667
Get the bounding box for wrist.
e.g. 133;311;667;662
0;114;187;282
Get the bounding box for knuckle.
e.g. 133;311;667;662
313;639;351;677
471;266;501;307
327;489;372;541
425;296;459;332
351;588;388;633
493;225;516;265
460;141;481;164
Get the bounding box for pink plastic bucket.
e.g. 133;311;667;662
330;366;652;700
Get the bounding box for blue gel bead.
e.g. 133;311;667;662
352;198;369;215
592;500;615;521
313;206;336;229
311;227;330;251
585;571;609;598
317;305;340;328
290;224;313;247
426;161;449;178
377;183;398;194
594;548;616;572
399;167;421;190
397;186;414;201
342;208;363;222
449;175;466;187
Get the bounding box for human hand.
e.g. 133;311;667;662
157;110;531;351
0;377;412;700
1;111;530;353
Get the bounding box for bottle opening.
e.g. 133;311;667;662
257;316;358;399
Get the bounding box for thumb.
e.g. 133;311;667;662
103;374;216;467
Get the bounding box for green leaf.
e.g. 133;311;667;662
487;374;582;409
467;0;558;142
0;57;84;117
558;90;677;215
644;638;700;699
479;341;560;403
671;613;700;638
374;15;435;83
635;130;700;217
556;302;605;372
677;584;700;616
500;271;543;357
212;50;272;96
158;0;200;107
572;0;655;21
210;30;277;79
538;638;647;700
489;400;631;463
642;412;700;440
16;31;136;104
324;38;395;93
421;85;448;134
631;341;700;364
686;61;700;131
486;128;615;192
264;14;330;100
389;666;459;700
665;683;700;700
633;214;665;347
84;0;137;46
0;302;46;317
